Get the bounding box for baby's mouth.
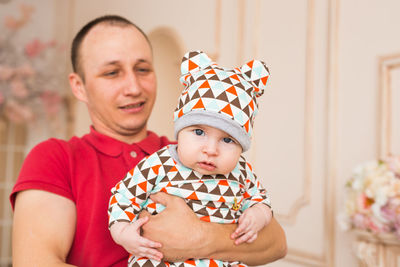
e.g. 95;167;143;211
198;161;216;171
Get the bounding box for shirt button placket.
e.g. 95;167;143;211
130;151;137;158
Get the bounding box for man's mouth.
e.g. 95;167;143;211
119;102;145;110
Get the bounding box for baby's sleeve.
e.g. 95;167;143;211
108;157;156;228
240;161;271;212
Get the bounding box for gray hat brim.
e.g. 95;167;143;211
174;110;250;151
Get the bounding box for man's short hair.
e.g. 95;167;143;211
70;15;150;80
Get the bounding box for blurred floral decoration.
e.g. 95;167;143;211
0;4;67;125
340;155;400;238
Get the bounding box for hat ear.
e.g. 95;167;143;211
180;51;213;87
240;59;270;97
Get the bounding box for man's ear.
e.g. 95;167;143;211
69;72;88;103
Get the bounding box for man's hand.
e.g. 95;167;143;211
140;192;287;265
139;192;209;261
109;218;163;261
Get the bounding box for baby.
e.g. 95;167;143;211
108;51;272;267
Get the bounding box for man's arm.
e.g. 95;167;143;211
13;190;77;267
141;192;287;265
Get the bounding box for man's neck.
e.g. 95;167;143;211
92;125;148;144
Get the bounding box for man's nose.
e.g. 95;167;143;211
123;72;141;96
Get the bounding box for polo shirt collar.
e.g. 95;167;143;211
84;126;162;157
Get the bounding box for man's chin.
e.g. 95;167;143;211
119;123;147;136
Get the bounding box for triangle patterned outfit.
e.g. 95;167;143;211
108;145;271;267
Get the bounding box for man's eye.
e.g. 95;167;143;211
194;129;204;136
138;68;150;72
136;67;152;74
104;70;118;76
223;137;234;144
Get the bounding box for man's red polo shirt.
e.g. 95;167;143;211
10;127;171;266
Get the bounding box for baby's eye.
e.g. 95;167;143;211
194;129;204;136
223;137;234;144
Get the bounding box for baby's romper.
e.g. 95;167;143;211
108;145;271;267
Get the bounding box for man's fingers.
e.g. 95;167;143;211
149;192;170;206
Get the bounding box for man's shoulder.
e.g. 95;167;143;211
28;135;89;157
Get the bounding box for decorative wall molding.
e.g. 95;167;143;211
325;0;340;265
378;53;400;157
274;0;315;226
207;0;221;61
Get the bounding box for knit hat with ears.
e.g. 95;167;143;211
173;51;270;152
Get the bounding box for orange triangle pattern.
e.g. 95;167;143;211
209;259;218;267
125;211;135;221
192;98;205;110
246;162;253;171
169;165;178;172
151;165;161;175
200;215;210;222
138;181;147;192
110;195;117;205
161;187;168;193
187;192;199;200
243;120;250;132
188;60;198;71
218;180;229;186
178;109;184;118
185;259;196;266
226;86;238;96
147;202;156;209
243;192;251;199
261;75;269;85
199;80;210;89
220;104;233;117
249;100;254;111
230;74;240;81
205;69;216;75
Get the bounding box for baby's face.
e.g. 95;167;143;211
177;125;242;175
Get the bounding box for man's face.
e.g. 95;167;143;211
75;24;156;142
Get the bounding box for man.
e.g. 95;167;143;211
11;15;287;267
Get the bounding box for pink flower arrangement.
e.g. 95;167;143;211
0;4;67;124
342;155;400;238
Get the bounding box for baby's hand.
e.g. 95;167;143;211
231;203;272;245
110;216;163;261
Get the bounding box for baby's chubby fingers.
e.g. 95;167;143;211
231;219;250;240
246;233;258;243
233;230;256;245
